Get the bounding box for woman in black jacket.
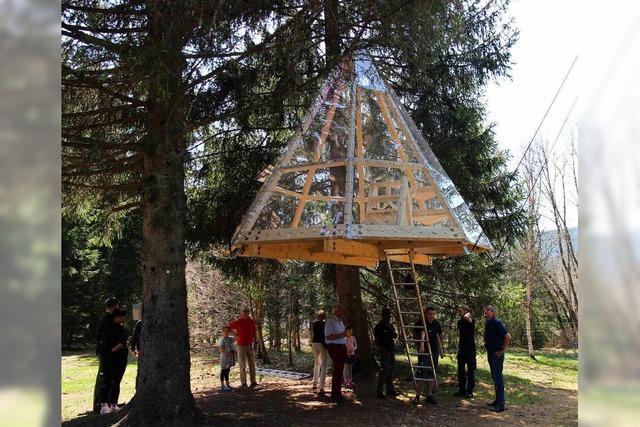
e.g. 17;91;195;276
98;308;129;415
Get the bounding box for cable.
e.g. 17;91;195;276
494;95;578;258
469;56;578;254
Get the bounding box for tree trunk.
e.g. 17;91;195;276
334;266;376;375
323;0;376;376
119;3;195;425
524;280;535;359
287;286;293;366
255;319;270;363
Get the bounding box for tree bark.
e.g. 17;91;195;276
334;266;376;375
118;2;195;425
323;0;376;376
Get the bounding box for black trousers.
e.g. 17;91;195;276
99;354;128;405
457;352;476;393
93;355;105;411
220;368;230;383
377;351;396;393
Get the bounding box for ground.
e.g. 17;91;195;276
62;347;577;426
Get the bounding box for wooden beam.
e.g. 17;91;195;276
313;88;341;162
280;160;346;174
412;213;449;226
322;239;381;259
396;175;410;226
239;243;379;267
386;253;432;266
273;186;345;203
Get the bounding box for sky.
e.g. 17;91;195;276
483;0;640;231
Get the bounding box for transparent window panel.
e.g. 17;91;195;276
324;94;350;162
360;88;400;161
300;200;344;227
309;167;346;197
288;102;329;165
253;193;299;230
287;82;351;165
277;171;308;193
364;166;404;197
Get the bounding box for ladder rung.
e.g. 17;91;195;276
397;297;418;300
391;267;412;271
402;325;424;329
399;311;421;315
414;378;437;382
394;283;415;286
406;339;428;342
409;352;432;357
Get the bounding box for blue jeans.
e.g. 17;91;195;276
487;352;505;407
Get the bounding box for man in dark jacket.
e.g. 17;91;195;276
484;305;511;412
93;297;118;413
98;307;129;414
374;308;398;398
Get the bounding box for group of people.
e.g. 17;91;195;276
93;297;141;415
92;298;510;415
308;303;511;412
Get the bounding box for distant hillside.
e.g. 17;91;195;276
540;227;578;258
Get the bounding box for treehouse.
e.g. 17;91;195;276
230;54;493;268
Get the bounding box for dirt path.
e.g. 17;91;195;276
194;374;577;427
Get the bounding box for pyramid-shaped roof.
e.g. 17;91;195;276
230;54;493;267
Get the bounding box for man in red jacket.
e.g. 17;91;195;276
229;308;258;387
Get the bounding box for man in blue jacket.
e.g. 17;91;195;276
483;305;511;412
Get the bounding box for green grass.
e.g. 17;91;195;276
395;348;577;407
62;347;577;424
61;351;138;422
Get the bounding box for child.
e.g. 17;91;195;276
343;328;357;388
218;326;235;392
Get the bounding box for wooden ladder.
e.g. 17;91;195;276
385;249;438;392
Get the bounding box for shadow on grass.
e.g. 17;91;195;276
62;349;577;427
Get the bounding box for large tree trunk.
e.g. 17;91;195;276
334;266;376;375
323;0;376;377
119;2;195;425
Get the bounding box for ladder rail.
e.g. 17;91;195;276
409;249;439;388
385;249;439;394
386;253;418;391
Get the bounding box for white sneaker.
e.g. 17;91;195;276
110;404;120;412
100;405;112;415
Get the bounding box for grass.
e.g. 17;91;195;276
62;347;578;424
393;348;577;407
61;351;138;422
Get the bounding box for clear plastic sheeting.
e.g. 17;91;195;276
231;53;493;256
287;83;351;166
300;200;344;227
309;167;346;197
355;55;387;92
253;192;299;230
360;89;401;161
389;90;493;250
365;167;404;196
277;171;307;194
452;204;493;248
